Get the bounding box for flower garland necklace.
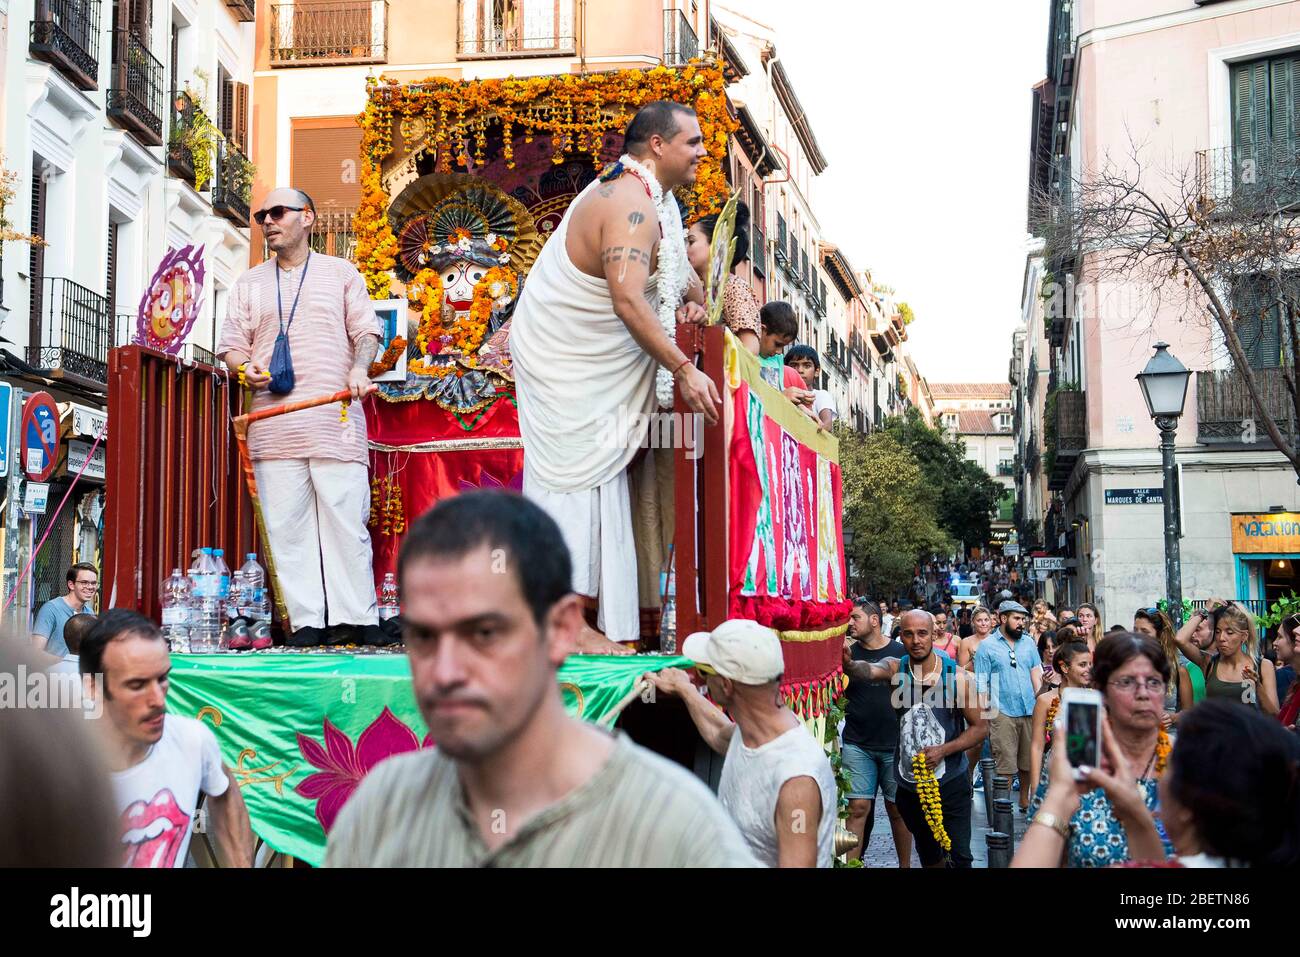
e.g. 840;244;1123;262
1142;728;1172;779
906;657;950;854
617;153;689;407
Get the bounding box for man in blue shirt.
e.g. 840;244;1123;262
32;563;98;658
974;600;1042;813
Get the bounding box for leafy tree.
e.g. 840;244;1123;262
884;407;1004;551
836;423;950;596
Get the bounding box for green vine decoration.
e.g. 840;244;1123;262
171;73;221;192
825;687;863;868
1253;591;1300;633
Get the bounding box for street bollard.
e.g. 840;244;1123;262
992;797;1015;842
992;774;1011;807
986;831;1012;868
980;758;997;822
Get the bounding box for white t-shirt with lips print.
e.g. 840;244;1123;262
110;715;228;868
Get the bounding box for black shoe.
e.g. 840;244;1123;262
286;626;329;648
379;615;403;644
326;624;359;646
361;623;400;647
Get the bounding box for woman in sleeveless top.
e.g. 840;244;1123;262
1133;608;1193;727
1178;603;1278;714
1028;640;1092;802
1075;603;1102;652
684;202;760;355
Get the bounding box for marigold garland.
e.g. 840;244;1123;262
369;336;407;378
1045;695;1060;749
354;64;737;299
912;752;951;853
1152;727;1171;777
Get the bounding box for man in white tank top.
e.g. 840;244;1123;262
511;101;720;653
646;619;837;867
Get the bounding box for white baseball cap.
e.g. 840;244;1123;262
681;619;784;685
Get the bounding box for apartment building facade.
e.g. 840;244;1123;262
0;0;253;628
932;382;1016;550
1024;0;1300;617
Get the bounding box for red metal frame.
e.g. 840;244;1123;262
673;323;729;638
105;346;260;620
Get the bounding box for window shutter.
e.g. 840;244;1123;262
1232;60;1268;168
29;163;47;348
1233;274;1280;370
219;75;235;142
234;82;249;152
290;120;363;211
107;221;119;314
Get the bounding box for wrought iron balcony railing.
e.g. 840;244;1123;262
30;0;101;91
663;9;699;66
30;278;114;387
270;2;388;67
1195;143;1300;214
108;28;164;146
1196;366;1295;447
307;208;357;260
212;140;252;227
456;0;574;57
751;219;766;277
997;460;1015;476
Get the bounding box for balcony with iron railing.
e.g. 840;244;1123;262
212;140;252;227
107;28;164;146
308;208;356;259
663;9;699;66
1195;143;1300;216
30;0;101;91
1047;389;1086;490
457;0;574;58
270;1;388;67
167;90;199;187
30;278;116;387
1196;366;1295;447
751;218;766;277
774;215;789;267
997;459;1015;476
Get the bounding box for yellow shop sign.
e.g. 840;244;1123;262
1231;513;1300;554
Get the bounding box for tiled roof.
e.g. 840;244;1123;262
929;382;1012;399
950;410;1011;435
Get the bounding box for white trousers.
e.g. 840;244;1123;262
253;458;379;631
523;462;639;643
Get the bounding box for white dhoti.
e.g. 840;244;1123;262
511;178;664;643
253;458;379;631
523;462;638;641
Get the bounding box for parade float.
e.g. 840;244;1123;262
106;60;851;865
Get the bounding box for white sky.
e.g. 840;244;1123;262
725;0;1051;383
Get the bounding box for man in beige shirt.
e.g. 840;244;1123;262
218;187;385;647
325;490;755;867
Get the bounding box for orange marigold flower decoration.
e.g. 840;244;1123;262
368;336;407;377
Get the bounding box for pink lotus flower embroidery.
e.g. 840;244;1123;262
458;468;523;493
295;707;434;834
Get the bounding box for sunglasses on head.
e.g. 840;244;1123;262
1285;613;1300;633
253;204;306;225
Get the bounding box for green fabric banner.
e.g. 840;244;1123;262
165;652;690;866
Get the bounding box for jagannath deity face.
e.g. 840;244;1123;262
440;259;491;314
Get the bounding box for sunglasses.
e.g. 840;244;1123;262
253;205;306;226
693;662;717;676
1285;613;1300;633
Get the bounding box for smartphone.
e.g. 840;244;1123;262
1060;687;1103;781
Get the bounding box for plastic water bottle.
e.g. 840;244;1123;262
379;572;400;620
660;567;677;655
188;548;221;653
213;549;231;604
239;553;268;621
227;570;245;621
161;568;193;652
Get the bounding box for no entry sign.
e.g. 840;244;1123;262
21;391;59;483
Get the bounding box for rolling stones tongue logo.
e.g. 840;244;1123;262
119;789;192;868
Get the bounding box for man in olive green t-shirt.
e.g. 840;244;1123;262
325;491;755;868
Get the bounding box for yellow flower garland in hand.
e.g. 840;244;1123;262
912;752;951;852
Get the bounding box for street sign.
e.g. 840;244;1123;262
66;439;106;481
23;481;49;515
1033;556;1065;572
1104;487;1163;506
69;403;108;441
1004;543;1020;557
0;382;12;478
21;391;59;482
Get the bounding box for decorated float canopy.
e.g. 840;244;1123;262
353;63;737;300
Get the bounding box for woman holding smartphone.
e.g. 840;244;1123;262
1028;640;1092;803
1025;633;1175;867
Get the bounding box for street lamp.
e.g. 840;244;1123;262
1136;342;1191;623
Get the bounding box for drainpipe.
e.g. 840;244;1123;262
578;0;586;73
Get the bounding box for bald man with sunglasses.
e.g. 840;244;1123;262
218;187;387;648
